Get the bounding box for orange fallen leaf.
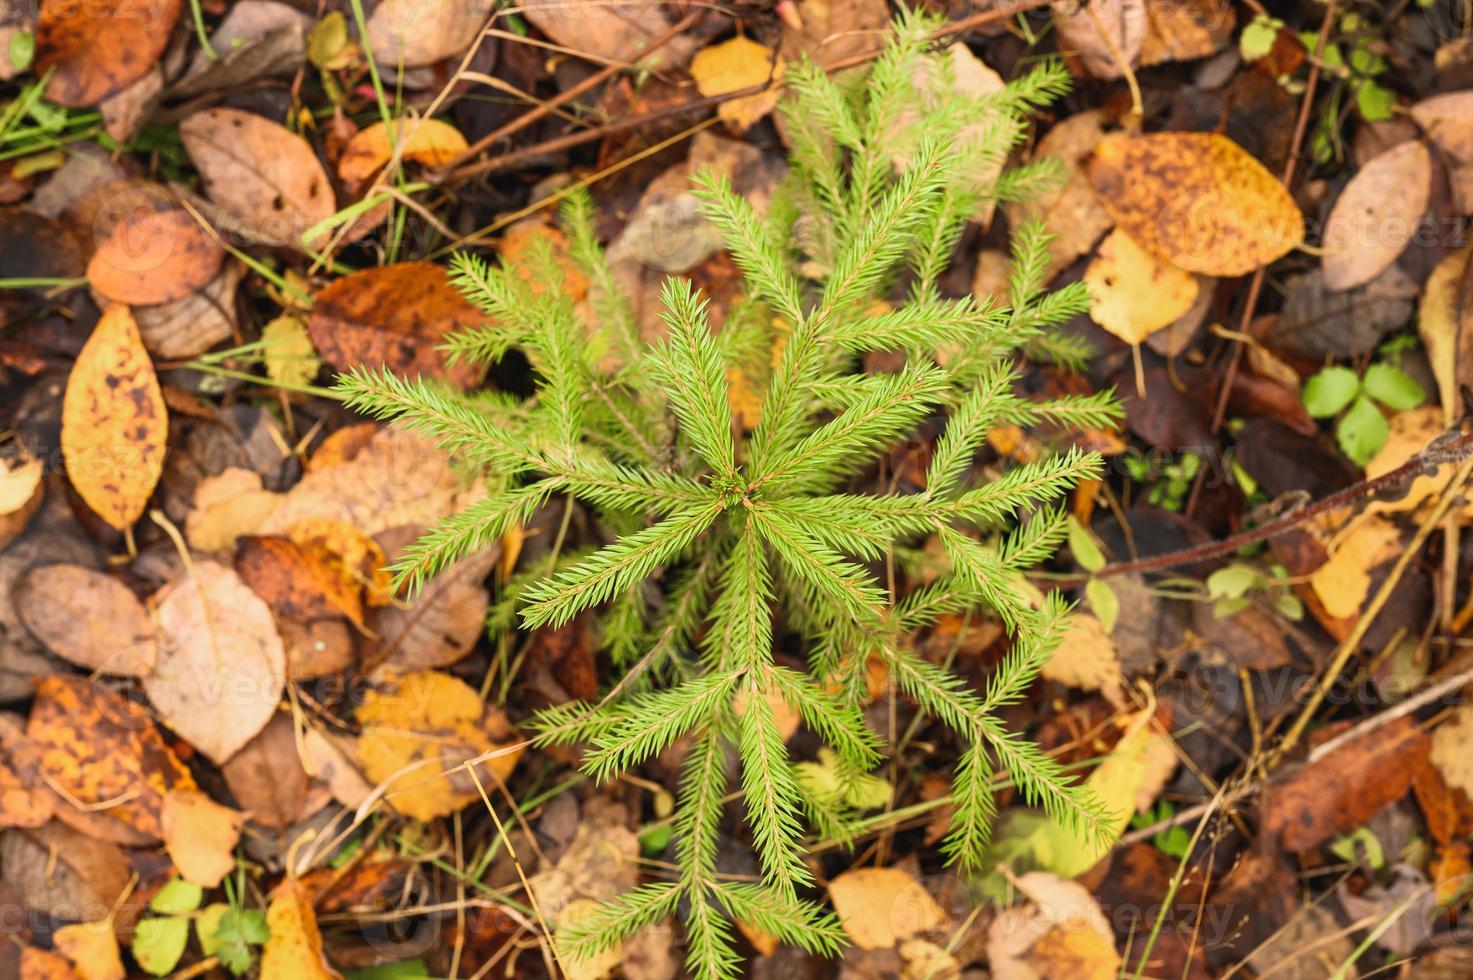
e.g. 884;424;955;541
87;203;222;306
259;877;342;980
19;946;82;979
286;517;395;612
337;118;469;191
35;0;181;107
161;788;244;887
60;305;168;530
1087;131;1303;276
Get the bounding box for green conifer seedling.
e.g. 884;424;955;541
338;12;1119;977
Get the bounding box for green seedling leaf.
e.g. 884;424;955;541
210;906;270;975
132;917;190;977
1068;516;1107;573
1337;394;1390;466
1240;15;1283;61
1330;827;1385;870
1361;362;1425;411
1356;80;1396;121
150;878;204;915
8;30;33;71
1302;365;1361;418
1085;578;1119;633
1206;563;1259;600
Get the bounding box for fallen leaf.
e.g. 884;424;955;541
1418;246;1470;421
691;36;783;131
1414;761;1473;846
0;451;43;550
497;218;591;300
173;0;311;99
301;727;372;810
1270;264;1417;361
518;0;695;70
14;565;157;676
1432;843;1472;907
1264;716;1431;850
1138;0;1232;66
130;917;188;977
61;305;168;530
1007;110;1114;279
160;789;244;887
1086;131;1303;275
1241;905;1356;980
1322;140;1432;291
287;517;394;611
259;877;342;979
87;201;222;306
52;921;125;980
306;262;482;387
235;535;363;624
27;675;196;838
777;0;890;67
1052;0;1145;79
1364;407;1469;518
180;108;336;250
366;544;495;677
132;261;244;360
338;118;470;193
1085;228;1200;343
1412;91;1473;213
0;822;131;922
1040;611;1124;704
1431;702;1473;801
261;314;322;388
19;946;82;979
827;867;945;950
366;0;495;68
1308;515;1405;619
185;467;285;554
35;0;181;107
355;670;522;822
987;872;1120;980
221;711;322;829
144;561;287;765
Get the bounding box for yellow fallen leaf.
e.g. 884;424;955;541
1040;612;1124;705
61;306;168;530
690;35;783;131
52;921;125;980
260;877;342;980
1087;132;1303;276
987;872;1121;980
337;117;469;190
1309;515;1404;620
355;671;523;822
1417;246;1469;423
1431;703;1473;800
261;315;322;390
1085;228;1199;344
827;866;945;950
161;789;244;887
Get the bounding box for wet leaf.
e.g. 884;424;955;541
61;305;168;530
1322;140;1432;290
355;670;522;822
1086;132;1303;275
35;0;181;106
144;561;287;765
1084;228;1200;343
14;564;157;676
259;877;342;979
180;108;336;250
306;262;483;388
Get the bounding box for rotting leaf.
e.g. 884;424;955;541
1086;131;1303;276
14;564;157;676
144;561;287;765
1322;140;1432;291
306;262;483;388
60;305;168;530
1263;716;1431;851
355;670;523;822
35;0;181;107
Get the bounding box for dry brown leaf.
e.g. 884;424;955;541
1418;246;1469;421
144;561;287;765
260;877;342;980
778;0;890;67
1322;140;1432;291
355;670;523;822
86;204;222;306
15;565;156;676
366;0;495;68
1040;611;1123;704
180;108;336;250
61;305;168;530
827;867;945;950
1052;0;1145;79
161;788;244;887
337;118;470;192
518;0;696;70
35;0;181;107
1265;717;1431;851
132;261;244;360
301;727;372;810
1411;91;1473;214
27;675;196;838
222;711;323;829
1006;110;1114;279
0;821;132;923
987;872;1119;980
1086;131;1303;275
1084;228;1200;343
366;543;495;677
691;36;783;131
306;262;482;387
1138;0;1232;66
52;921;125;980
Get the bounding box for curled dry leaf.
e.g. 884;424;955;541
690;36;784;131
338;118;469;193
14;564;157;676
1084;228;1199;344
144;561;287;765
26;675;196;838
1086;131;1303;276
826;866;945;950
1051;0;1145;79
180;108;336;250
61;306;167;530
1006;110;1114;279
1264;716;1430;850
161;788;244;887
287;517;394;611
306;262;483;388
1322;140;1433;291
260;877;342;980
35;0;181;107
355;670;523;822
